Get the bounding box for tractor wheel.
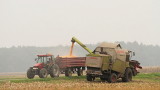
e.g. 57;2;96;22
122;68;133;82
39;68;48;78
27;68;35;79
50;64;60;78
77;68;83;76
86;75;95;81
65;68;72;77
108;73;117;83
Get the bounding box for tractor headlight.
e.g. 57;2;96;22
33;68;38;70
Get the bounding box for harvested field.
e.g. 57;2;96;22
0;73;160;90
1;80;160;90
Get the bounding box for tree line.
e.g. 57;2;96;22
0;41;159;72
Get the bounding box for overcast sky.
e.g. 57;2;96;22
0;0;160;47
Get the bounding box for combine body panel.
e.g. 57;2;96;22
112;59;127;73
71;37;142;83
86;57;102;68
101;56;111;71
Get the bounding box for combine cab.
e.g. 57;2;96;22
27;54;59;79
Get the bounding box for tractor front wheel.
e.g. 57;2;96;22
39;68;48;78
27;68;35;79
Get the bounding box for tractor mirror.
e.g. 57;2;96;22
133;52;135;56
35;58;37;61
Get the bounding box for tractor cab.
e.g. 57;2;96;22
36;54;53;63
34;54;54;69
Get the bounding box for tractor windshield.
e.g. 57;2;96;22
36;56;51;64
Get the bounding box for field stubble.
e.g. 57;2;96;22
1;80;160;90
0;75;160;90
1;67;160;90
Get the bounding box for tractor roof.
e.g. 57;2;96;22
37;54;53;57
97;42;122;49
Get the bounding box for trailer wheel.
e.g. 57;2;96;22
27;68;35;79
122;68;133;82
50;64;60;78
86;75;95;81
77;68;83;76
65;68;72;77
108;73;117;83
39;68;48;78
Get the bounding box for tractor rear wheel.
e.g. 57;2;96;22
27;68;35;79
65;68;72;77
86;75;95;81
108;73;117;83
77;68;83;76
39;68;48;78
122;68;133;82
50;64;60;78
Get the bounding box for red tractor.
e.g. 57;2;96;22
27;54;60;79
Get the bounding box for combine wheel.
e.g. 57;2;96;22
86;75;95;81
108;73;117;83
77;68;83;76
39;68;48;78
100;77;107;82
50;64;60;78
122;68;133;82
65;68;72;77
27;68;35;79
132;68;137;76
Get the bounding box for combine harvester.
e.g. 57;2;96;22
71;37;142;83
